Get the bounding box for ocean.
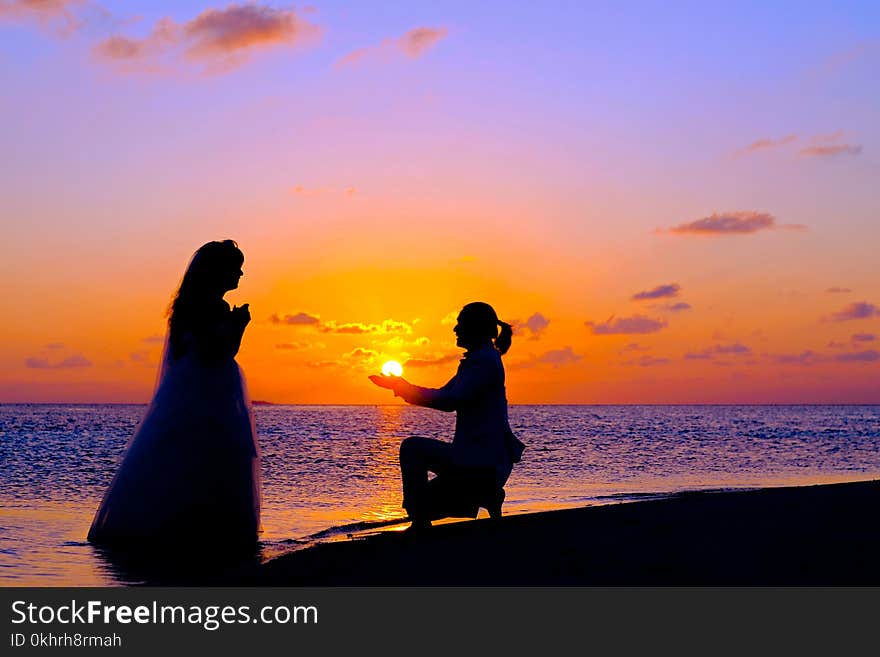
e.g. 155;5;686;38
1;404;879;585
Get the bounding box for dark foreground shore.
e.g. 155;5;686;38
244;479;880;585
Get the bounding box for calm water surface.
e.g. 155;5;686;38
1;404;879;585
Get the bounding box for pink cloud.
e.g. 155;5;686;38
537;347;582;367
812;130;846;143
0;0;88;36
399;26;448;56
740;134;798;154
25;353;92;369
800;144;862;157
799;131;863;157
835;350;879;363
336;25;448;68
768;350;825;366
93;3;320;72
831;302;879;322
513;312;550;340
632;283;680;301
685;343;751;360
93;17;176;60
510;346;583;369
661;211;806;236
586;315;667;335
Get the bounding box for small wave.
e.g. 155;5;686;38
594;491;677;501
305;517;409;540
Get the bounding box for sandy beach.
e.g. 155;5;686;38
243;479;880;586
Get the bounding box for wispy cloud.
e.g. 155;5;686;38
800;144;862;157
813;43;880;79
93;3;320;73
768;350;824;366
270;312;411;335
812;130;846;143
830;302;879;322
622;355;670;367
306;360;340;369
270;312;321;326
275;341;312;350
513;312;550;340
715;343;751;355
537;347;582;367
440;311;458;326
799;130;863;157
25;353;92;369
378;335;430;350
343;347;378;363
664;302;692;312
852;333;876;343
0;0;89;36
659;211;806;236
511;346;583;369
399;26;447;56
737;130;863;158
336;26;447;67
405;353;461;368
825;286;852;294
586;315;667;335
319;319;413;335
128;350;158;366
632;283;680;301
835;350;879;363
684;343;751;360
739;134;798;155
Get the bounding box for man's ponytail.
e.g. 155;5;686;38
495;320;513;355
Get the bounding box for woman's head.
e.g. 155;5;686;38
168;240;243;354
454;302;513;355
180;240;244;296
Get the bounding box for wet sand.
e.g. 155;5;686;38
246;479;880;585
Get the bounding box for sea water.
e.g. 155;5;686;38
1;404;879;585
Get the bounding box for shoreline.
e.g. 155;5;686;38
239;479;880;585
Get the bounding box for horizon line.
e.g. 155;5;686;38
2;401;880;407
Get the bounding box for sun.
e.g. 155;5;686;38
381;360;403;377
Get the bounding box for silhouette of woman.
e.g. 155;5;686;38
370;302;523;530
88;240;260;549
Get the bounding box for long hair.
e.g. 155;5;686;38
459;301;513;355
168;240;243;359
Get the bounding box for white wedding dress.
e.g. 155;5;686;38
88;320;261;548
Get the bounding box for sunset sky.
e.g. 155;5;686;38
1;1;878;403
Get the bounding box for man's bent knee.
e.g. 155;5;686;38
399;436;421;462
